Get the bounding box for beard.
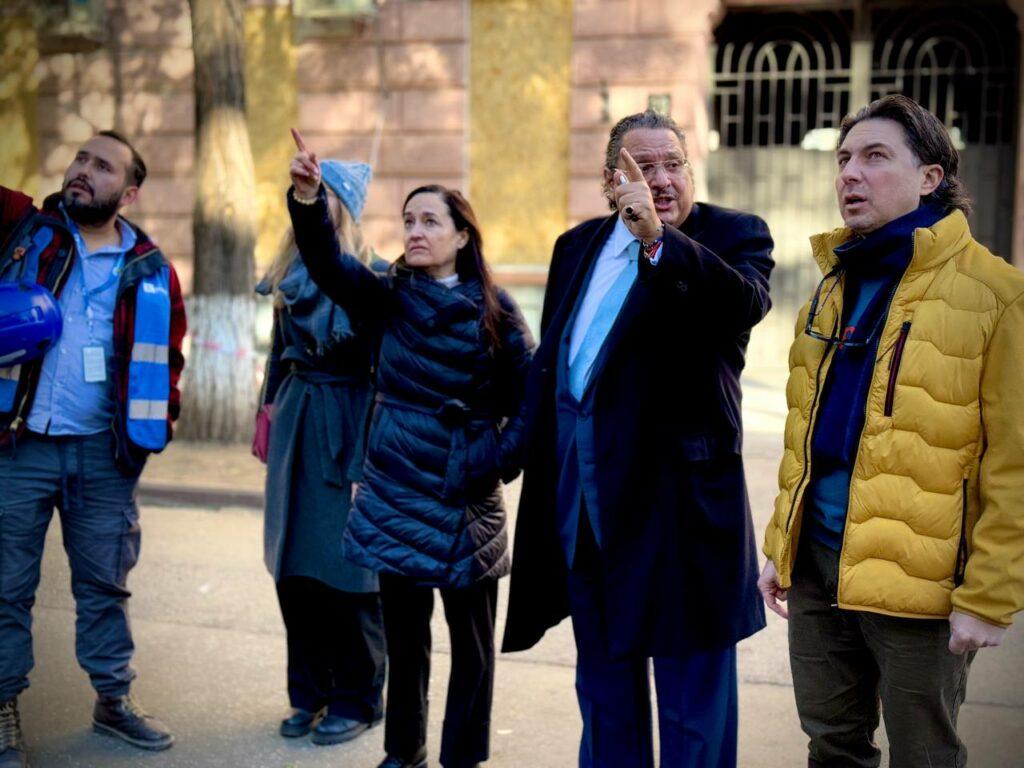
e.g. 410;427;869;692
62;180;123;226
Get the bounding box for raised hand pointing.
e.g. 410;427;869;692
613;148;662;243
289;127;321;200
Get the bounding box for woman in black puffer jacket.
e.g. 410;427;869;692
287;137;534;768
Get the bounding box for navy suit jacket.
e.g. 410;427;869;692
503;203;774;659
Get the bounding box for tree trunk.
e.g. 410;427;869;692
179;0;258;441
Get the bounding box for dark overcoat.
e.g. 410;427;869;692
502;203;774;659
259;261;379;593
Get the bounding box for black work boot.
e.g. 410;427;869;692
311;714;375;745
0;699;26;768
92;695;174;751
377;746;428;768
279;707;321;738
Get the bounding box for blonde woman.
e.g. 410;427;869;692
254;160;385;745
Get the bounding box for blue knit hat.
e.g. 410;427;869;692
320;160;372;221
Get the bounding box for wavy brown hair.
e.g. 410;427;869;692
399;185;505;350
838;95;972;216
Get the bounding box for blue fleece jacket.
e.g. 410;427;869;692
805;202;945;550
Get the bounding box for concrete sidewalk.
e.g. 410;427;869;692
19;381;1024;767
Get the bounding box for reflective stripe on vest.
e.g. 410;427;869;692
127;266;171;450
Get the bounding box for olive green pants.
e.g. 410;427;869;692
788;537;975;768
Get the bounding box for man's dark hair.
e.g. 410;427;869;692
604;109;688;170
97;129;147;188
837;95;971;216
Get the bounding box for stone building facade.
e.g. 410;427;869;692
2;0;1022;333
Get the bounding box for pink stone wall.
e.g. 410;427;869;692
26;0;1024;286
31;0;730;289
35;0;196;290
568;0;723;226
296;0;468;260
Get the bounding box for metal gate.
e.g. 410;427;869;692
708;2;1020;372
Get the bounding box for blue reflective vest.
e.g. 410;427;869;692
126;267;172;450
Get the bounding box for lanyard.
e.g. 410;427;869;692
59;203;131;341
76;242;125;341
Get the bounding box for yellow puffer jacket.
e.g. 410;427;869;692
763;210;1024;627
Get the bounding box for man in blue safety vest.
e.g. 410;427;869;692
0;131;187;768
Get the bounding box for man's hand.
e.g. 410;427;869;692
612;148;663;243
949;610;1006;654
289;127;321;200
758;560;789;619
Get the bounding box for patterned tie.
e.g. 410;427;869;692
568;240;639;400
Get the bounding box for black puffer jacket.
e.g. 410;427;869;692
290;188;534;588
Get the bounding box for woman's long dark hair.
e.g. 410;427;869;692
400;184;505;350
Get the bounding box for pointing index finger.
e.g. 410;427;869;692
619;148;645;184
291;127;309;154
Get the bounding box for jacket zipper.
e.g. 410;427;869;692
784;263;849;537
784;339;837;535
954;477;969;586
884;321;912;417
833;234;915;607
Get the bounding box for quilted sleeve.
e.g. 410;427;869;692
952;291;1024;626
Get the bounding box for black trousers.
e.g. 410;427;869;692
380;572;497;768
276;575;386;722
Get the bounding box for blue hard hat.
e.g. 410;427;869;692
0;282;63;366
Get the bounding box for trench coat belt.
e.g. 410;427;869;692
374;392;496;501
287;363;365;387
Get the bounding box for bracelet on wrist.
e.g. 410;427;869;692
641;226;664;248
640;227;664;261
291;187;320;205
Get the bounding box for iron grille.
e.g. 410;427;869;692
871;4;1019;145
713;12;853;147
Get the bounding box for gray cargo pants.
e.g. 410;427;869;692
0;431;141;701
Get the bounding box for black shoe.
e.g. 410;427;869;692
0;699;27;768
311;714;375;745
377;746;428;768
279;707;321;738
92;695;174;751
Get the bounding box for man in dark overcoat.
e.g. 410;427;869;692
502;109;774;767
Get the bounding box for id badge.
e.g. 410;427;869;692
82;345;107;383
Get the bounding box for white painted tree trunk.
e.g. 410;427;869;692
177;293;257;442
183;0;258;443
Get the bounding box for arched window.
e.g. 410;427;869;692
713;11;852;147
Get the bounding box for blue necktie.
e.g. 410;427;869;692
568;240;639;400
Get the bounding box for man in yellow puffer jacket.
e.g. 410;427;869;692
759;95;1024;768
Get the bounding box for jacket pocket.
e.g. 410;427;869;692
954;477;969;587
884;322;912;417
